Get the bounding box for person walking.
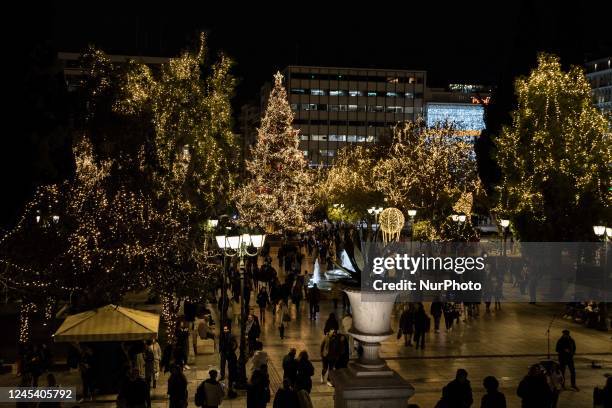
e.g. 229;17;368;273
78;346;95;402
413;303;429;350
276;300;290;339
149;337;161;388
556;329;578;390
324;313;339;335
398;304;415;346
438;369;473;408
282;348;298;385
219;324;238;383
481;376;506;408
295;351;315;394
308;284;321;320
335;332;350;369
430;300;443;333
247;364;271;408
247;342;269;380
273;378;300;408
256;287;269;324
291;279;304;313
167;364;188;408
320;329;340;386
245;314;261;357
195;369;224;408
517;365;553;408
118;368;151;408
38;373;62;408
144;341;155;391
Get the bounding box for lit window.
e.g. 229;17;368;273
386;106;403;113
386;92;399;97
387;77;399;83
349;90;363;97
346;135;357;142
368;105;384;112
303;150;309;156
330;90;346;96
300;134;309;141
405;92;413;98
311;135;327;141
367;91;377;97
329;134;346;142
366;136;375;142
291;88;306;94
329;105;340;112
311;89;325;96
404;106;414;113
290;103;298;111
339;105;348;111
356;136;367;142
301;103;318;111
319;149;336;157
408;77;415;84
348;105;358;111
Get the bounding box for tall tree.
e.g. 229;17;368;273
373;120;480;240
495;53;611;241
235;72;314;233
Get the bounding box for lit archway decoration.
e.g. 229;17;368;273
379;207;405;243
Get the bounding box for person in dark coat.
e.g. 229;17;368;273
324;313;339;335
481;376;506;408
247;365;270;408
413;303;429;349
439;369;473;408
219;324;238;382
167;364;188;408
308;284;321;320
273;378;300;408
282;348;298;384
398;304;415;346
118;368;151;408
256;287;269;324
335;333;350;369
295;351;315;394
430;300;443;333
516;365;553;408
555;329;578;390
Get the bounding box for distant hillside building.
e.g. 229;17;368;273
585;57;612;115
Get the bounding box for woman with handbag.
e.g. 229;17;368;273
276;300;290;339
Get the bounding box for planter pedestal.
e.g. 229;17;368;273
330;289;414;407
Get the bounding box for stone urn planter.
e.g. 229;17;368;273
330;287;415;408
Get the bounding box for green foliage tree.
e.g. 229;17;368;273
495;54;611;241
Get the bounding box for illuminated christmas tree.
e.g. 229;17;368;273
235;72;314;233
495;54;611;241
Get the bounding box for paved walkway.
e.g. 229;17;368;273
1;245;610;407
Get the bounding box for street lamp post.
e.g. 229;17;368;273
215;232;266;388
499;219;510;257
407;209;417;254
367;206;383;241
593;225;609;331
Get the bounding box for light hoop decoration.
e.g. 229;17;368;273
378;207;405;243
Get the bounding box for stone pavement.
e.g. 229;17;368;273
0;244;610;407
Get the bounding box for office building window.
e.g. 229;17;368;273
303;150;309;156
311;135;327;141
290;103;298;111
404;106;414;113
357;135;367;142
367;91;377;97
386;92;399;97
330;90;346;96
368;105;385;112
301;103;318;111
405;92;413;98
311;89;325;96
329;104;340;112
366;135;376;142
291;88;306;94
300;134;309;141
386;106;404;113
387;77;399;83
329;134;346;142
349;90;363;97
348;104;358;111
319;149;336;157
346;135;357;142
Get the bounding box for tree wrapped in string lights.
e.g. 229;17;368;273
373;120;480;239
235;72;314;233
495;54;611;241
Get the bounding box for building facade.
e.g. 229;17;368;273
279;66;426;166
585;57;612;115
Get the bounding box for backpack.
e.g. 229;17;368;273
195;381;207;407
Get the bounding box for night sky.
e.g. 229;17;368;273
41;1;612;104
5;1;611;228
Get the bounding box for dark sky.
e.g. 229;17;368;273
41;1;612;106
